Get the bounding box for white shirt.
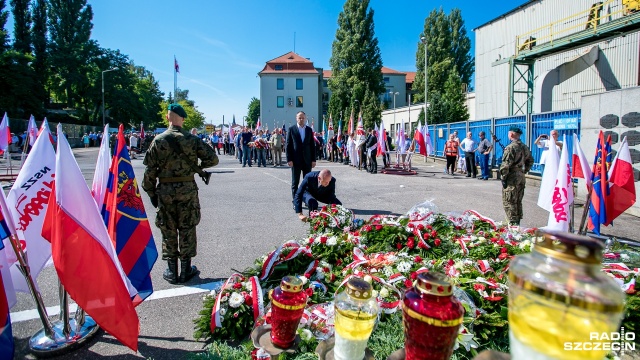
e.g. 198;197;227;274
460;138;476;152
537;139;561;165
130;136;138;148
297;125;305;142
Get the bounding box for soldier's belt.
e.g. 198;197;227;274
158;176;195;183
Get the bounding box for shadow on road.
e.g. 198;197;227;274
351;209;401;216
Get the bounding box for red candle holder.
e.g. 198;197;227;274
402;272;464;360
269;276;308;349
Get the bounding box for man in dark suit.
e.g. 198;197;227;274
365;128;378;174
286;111;316;198
294;169;341;221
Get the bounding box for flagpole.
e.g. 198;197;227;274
578;184;593;235
173;55;177;101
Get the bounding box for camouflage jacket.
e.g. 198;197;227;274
499;139;533;178
142;125;218;196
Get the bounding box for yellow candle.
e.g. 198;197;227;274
334;309;377;360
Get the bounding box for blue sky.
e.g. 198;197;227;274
87;1;525;124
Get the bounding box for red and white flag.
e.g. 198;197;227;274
37;117;54;144
92;124;111;212
5;124;55;293
348;109;354;135
139;122;145;140
0;190;17;309
422;124;433;156
27;115;38;146
42;124;140;351
413;121;427;156
396;120;406;154
256;117;261;131
174;56;180;73
571;133;591;188
546;135;573;232
605;136;636;225
377;120;387;157
0;113;10;151
537;138;560;212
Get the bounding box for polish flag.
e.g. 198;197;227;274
27;115;38;146
422;124;433;156
377;120;386;157
42;124;140;351
0;113;10;151
37;117;54;144
91;124;111;212
413;121;427;156
546;135;573;231
571;133;592;188
256;117;261;130
348;109;354;135
537;138;560;212
604;137;636;225
5;124;55;293
139;122;145;140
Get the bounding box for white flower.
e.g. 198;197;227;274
242;282;251;290
453;326;479;352
383;266;394;277
371;290;378;298
221;295;228;302
300;329;313;341
327;236;338;246
298;275;308;285
363;275;373;283
454;260;465;270
477;236;486;242
397;261;412;273
621;254;630;261
380;288;390;298
316;269;325;280
209;289;217;298
518;239;532;250
320;261;331;269
219;308;227;316
228;292;244;308
470;235;478;241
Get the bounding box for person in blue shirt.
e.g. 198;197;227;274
294;169;341;221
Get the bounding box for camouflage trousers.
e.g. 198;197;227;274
502;172;525;224
156;184;201;260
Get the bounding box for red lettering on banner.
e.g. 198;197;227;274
15;179;54;231
552;184;568;223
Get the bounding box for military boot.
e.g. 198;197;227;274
179;258;200;283
163;259;178;284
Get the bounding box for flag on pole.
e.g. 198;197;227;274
537;139;560;212
571;133;591;188
396;120;406;154
604;136;636;225
140;122;145;140
92;125;111;213
174;56;180;73
377;120;387;157
422;124;433;156
413;121;427;156
328;115;334;139
103;125;158;303
42;124;140;351
348;109;354;135
322;118;328;143
337;118;342;143
0;229;14;359
27;115;38;146
587;131;609;235
374;123;379;138
229;126;235;143
0;113;10;151
5;124;55;294
256;117;261;131
546;135;573;232
0;188;17;310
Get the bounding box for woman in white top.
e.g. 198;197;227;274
535;129;563;175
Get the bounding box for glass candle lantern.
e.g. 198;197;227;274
334;278;379;360
269;276;308;349
508;230;625;360
402;272;464;360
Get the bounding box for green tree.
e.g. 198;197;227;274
159;91;204;130
10;0;31;53
48;0;94;107
361;87;382;130
31;0;47;109
328;0;384;129
246;97;259;127
413;8;472;124
132;65;164;129
0;0;8;52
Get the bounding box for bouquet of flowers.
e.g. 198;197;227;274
308;204;353;234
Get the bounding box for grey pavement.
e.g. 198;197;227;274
8;148;640;359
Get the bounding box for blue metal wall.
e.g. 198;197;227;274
469;119;492;163
493;115;527;167
530;109;581;174
434;124;449;157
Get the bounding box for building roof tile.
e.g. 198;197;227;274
259;51;319;74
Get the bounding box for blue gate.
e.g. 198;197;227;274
434;124;449;157
493;115;527;167
530;109;581;174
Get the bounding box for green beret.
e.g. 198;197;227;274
168;103;187;118
509;126;522;134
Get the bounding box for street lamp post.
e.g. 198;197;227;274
102;67;118;127
421;36;430;161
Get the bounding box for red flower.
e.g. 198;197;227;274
244;294;253;306
484;296;503;302
305;288;314;297
321;206;327;212
404;279;413;288
323;267;330;273
418;242;428;249
313;225;318;230
363;225;372;232
396;243;402;250
414;256;423;263
375;225;383;231
500;247;508;253
497;239;506;246
408;223;415;229
320;236;327;244
430;230;437;238
233;312;239;318
233;283;242;289
353;231;360;236
447;259;455;266
336;259;342;266
308;237;314;244
417;224;425;230
490;237;499;243
407;236;415;249
434;239;441;246
331;204;337;209
329;273;336;282
498;253;510;260
473;283;486;291
410;272;418;280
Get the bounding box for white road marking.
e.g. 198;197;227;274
262;171;290;184
10;280;223;324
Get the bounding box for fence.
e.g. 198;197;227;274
7;117;108;150
426;109;582;174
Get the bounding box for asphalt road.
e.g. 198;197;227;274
8;147;640;359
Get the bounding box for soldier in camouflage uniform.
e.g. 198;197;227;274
499;126;533;226
142;104;219;284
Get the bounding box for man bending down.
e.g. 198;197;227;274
294;169;342;221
